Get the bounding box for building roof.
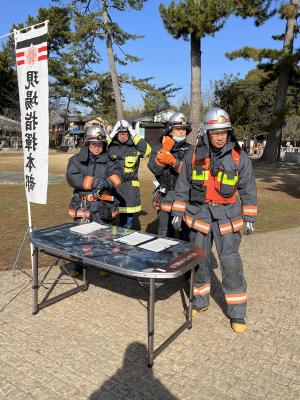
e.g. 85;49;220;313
50;114;105;127
0;115;21;132
131;109;175;124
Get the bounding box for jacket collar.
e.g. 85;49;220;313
79;146;108;163
172;140;190;152
110;137;134;147
195;130;238;160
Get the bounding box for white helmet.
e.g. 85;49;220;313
203;107;232;132
84;126;106;144
166;112;191;134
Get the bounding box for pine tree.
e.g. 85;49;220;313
0;46;19;119
66;0;148;120
142;84;179;120
159;0;232;143
226;0;299;163
0;7;71;117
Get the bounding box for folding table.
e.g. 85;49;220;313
30;223;204;367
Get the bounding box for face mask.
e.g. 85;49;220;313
173;135;186;143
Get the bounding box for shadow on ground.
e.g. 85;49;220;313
254;163;300;199
88;342;179;400
78;266;186;303
59;251;228;317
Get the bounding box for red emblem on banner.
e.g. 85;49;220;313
25;46;38;65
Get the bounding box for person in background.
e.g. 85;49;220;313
107;119;151;229
148;112;192;239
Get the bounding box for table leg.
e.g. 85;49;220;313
147;278;155;368
82;265;89;291
187;267;195;329
32;246;39;315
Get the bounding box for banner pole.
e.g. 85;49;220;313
26;199;35;272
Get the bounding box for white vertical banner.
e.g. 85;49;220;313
14;22;49;204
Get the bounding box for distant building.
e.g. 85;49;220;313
51;114;108;133
130;110;175;147
50;114;109;148
0;115;21;135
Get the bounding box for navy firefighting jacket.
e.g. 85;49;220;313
148;139;192;212
66;145;122;216
108;135;151;213
172;131;257;235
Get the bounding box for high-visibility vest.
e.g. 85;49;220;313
191;148;240;205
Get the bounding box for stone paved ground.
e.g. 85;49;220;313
0;227;299;400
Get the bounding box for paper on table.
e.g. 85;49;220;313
114;232;154;246
138;238;179;252
70;222;108;235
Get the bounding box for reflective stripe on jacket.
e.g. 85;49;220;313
108;135;151;213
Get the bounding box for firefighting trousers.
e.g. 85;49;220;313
158;210;190;241
192;220;247;319
119;213;134;229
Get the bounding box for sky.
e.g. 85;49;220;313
1;0;298;109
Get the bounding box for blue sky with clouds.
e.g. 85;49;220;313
1;0;297;108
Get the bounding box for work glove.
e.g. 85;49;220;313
243;221;254;236
172;216;182;231
108;124;118;140
94;179;110;197
110;120;135;139
156;149;176;166
128;125;136;138
92;177;109;190
162;136;175;151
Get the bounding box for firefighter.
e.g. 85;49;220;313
148;112;192;238
107;119;151;229
171;107;257;333
66;125;122;277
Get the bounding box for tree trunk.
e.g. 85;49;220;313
64;96;71;131
189;33;201;145
102;1;124;120
260;0;298;163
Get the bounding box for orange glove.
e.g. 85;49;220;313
162;136;175;151
156;149;176;166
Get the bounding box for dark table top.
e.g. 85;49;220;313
30;223;204;279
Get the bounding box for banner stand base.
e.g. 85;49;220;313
0;227;32;311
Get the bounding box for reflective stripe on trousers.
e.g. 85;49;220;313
192;219;247;319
